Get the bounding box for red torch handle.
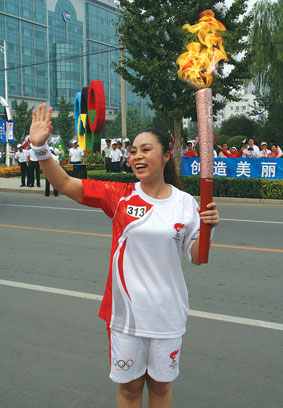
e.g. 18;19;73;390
198;177;213;263
195;87;214;264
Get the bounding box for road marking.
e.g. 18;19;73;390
0;203;102;212
0;279;282;331
1;224;282;253
189;310;283;331
0;280;103;301
212;244;283;253
1;204;282;224
221;218;283;225
0;224;111;238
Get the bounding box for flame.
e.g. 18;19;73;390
176;10;228;89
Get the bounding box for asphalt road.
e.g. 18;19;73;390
0;192;282;407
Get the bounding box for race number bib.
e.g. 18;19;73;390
126;205;146;218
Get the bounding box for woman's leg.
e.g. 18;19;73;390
146;374;172;408
117;375;146;408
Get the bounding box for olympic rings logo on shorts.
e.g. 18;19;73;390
112;357;134;371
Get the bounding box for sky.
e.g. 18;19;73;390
224;0;257;12
225;0;276;12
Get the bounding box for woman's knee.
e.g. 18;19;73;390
146;375;171;396
118;375;145;400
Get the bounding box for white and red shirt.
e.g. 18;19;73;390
80;180;200;338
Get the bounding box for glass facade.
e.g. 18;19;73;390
48;0;84;109
0;0;48;104
86;2;120;109
0;0;151;116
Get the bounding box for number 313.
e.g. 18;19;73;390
126;205;146;218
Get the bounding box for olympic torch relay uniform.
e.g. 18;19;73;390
80;179;200;339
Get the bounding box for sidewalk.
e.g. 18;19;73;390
0;176;282;205
0;177;45;194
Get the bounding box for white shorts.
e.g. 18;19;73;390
109;329;183;383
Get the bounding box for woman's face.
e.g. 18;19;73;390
129;132;170;183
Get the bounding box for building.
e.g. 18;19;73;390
0;0;151;122
215;92;265;126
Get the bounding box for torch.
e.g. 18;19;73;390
176;10;228;263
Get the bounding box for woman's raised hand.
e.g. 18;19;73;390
30;104;53;147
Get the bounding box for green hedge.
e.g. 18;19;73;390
87;173;283;200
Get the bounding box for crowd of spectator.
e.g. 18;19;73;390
102;138;133;173
180;137;283;159
216;138;283;159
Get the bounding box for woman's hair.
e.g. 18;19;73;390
135;127;184;190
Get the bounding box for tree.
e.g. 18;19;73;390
55;96;75;146
116;0;252;172
219;116;259;139
13;100;33;144
249;0;283;103
104;106;152;140
151;111;174;137
249;0;283;144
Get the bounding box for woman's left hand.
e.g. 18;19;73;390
198;202;219;227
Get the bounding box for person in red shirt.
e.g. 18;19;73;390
184;142;198;157
217;145;243;158
267;144;282;158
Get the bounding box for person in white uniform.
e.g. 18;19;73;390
110;140;123;172
29;104;219;408
68;139;85;164
27;147;41;187
14;144;30;187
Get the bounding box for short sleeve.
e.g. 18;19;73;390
181;196;200;263
79;179;135;219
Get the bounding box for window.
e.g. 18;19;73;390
5;1;19;16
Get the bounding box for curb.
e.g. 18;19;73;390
0;188;44;194
213;197;283;205
193;196;283;206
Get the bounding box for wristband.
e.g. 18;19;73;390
210;227;215;240
30;143;51;160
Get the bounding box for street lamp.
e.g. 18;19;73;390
0;40;11;167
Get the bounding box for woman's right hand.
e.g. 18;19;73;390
30;104;53;147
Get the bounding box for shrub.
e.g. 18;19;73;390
226;135;246;150
87;172;283;200
261;179;283;200
84;151;104;164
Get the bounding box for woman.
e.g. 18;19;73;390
184;142;198;157
29;104;219;408
217;144;243;158
267;144;282;158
